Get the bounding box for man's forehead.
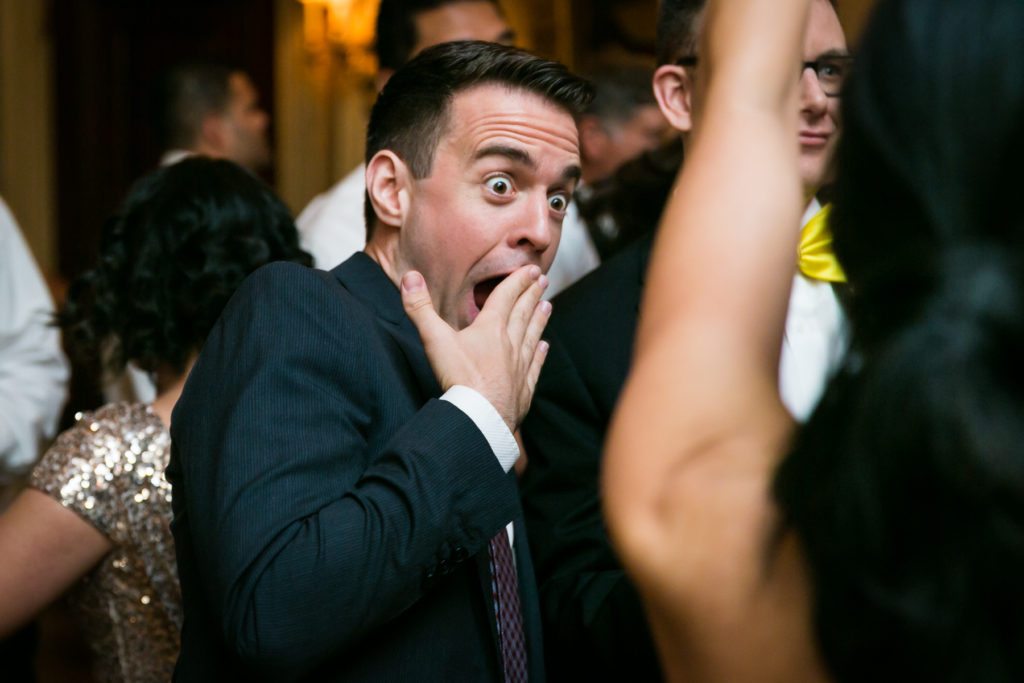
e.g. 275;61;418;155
685;1;845;57
445;85;581;159
412;2;512;53
804;0;847;55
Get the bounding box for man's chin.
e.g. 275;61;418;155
799;165;829;197
799;148;836;194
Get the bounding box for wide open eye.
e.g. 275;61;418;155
548;193;569;214
485;176;514;196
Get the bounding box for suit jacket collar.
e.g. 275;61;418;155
331;253;442;399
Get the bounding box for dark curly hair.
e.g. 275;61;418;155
61;157;311;377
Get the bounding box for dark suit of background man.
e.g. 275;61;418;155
168;41;592;682
519;0;849;679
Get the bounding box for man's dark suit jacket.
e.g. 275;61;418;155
168;254;545;682
520;233;663;681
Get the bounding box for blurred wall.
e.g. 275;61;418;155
837;0;876;42
0;0;57;273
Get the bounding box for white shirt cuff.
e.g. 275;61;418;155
441;385;520;473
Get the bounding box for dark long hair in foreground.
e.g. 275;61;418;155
774;0;1024;680
61;157;312;377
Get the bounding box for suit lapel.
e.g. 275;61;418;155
331;254;442;401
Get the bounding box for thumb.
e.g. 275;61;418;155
401;271;449;345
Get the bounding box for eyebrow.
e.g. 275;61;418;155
474;144;536;168
474;145;582;185
813;49;853;59
561;165;582;183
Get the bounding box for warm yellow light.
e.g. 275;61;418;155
297;0;380;78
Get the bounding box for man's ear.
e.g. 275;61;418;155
578;115;609;165
365;150;410;229
652;64;695;133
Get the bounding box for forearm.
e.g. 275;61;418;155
605;0;811;553
0;489;111;637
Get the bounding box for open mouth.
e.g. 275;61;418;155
473;274;508;311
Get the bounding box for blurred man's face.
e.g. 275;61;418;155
222;72;271;172
797;0;847;192
659;0;845;197
396;85;580;329
582;104;671;185
411;1;516;53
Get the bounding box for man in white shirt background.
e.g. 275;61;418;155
0;195;68;680
0;197;67;481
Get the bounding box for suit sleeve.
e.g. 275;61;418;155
171;263;519;677
520;329;662;681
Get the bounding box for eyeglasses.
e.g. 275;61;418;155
674;54;854;97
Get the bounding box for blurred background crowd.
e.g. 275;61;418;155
0;1;875;679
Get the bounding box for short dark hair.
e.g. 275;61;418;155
656;0;706;65
159;62;238;150
363;40;593;237
583;64;658;127
375;0;503;72
60;157;312;376
656;0;837;65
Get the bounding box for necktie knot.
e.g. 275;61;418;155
798;203;846;283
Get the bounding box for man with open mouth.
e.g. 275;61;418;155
168;41;591;682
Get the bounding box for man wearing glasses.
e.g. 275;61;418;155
519;0;850;679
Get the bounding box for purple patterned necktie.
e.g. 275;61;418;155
488;529;527;683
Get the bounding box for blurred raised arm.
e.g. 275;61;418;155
602;0;828;680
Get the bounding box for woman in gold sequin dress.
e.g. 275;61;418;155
0;157;310;682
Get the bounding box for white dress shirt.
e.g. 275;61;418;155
297;165;600;298
778;199;848;422
0;197;69;471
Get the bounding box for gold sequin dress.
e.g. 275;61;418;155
30;402;181;683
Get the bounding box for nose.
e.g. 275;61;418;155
800;67;828;117
508;194;555;255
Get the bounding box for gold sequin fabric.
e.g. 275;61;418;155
30;402;181;683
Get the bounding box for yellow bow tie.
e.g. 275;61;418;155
798;203;846;283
